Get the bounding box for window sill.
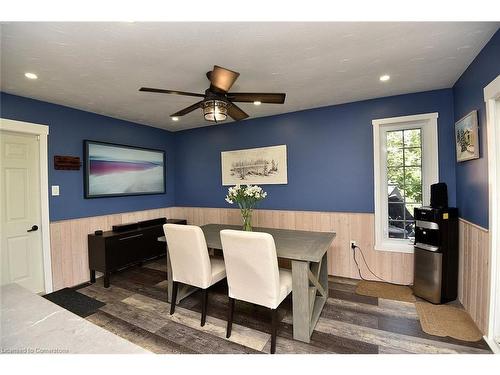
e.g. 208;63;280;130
374;241;414;254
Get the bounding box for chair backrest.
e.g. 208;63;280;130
163;224;212;288
220;229;280;308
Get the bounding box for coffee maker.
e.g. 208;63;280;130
413;183;458;304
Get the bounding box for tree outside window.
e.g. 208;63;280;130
386;128;422;239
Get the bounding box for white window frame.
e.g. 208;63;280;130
372;113;439;253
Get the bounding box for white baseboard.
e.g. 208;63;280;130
484;335;500;354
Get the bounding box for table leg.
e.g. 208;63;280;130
319;252;328;296
291;260;311;343
307;252;328;337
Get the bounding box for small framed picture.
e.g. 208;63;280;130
455;110;479;162
221;145;288;186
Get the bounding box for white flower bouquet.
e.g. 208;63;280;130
225;184;268;231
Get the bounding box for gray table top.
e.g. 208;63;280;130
159;224;336;263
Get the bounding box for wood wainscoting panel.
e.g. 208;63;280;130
458;218;490;335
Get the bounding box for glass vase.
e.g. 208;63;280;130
241;209;253;231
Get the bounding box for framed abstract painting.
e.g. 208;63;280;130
455;110;479;162
84;140;165;198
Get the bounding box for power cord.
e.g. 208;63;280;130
351;243;412;287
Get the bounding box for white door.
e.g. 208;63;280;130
0;130;45;293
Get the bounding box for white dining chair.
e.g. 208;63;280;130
163;224;226;326
220;229;292;354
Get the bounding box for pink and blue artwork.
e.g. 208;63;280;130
85;141;165;198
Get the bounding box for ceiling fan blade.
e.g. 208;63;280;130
171;101;204;117
139;87;205;98
208;65;240;92
227;103;249;121
226;92;286;104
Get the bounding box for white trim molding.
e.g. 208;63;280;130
0;118;53;293
484;74;500;352
372;112;439;253
484;335;500;354
372;112;439;126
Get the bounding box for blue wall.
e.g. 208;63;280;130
0;93;175;221
453;29;500;229
174;89;456;212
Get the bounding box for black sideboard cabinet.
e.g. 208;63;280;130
88;218;186;287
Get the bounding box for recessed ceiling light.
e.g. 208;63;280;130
379;74;390;82
253;101;262;106
171;116;179;122
24;72;38;80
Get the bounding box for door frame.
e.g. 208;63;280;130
0;118;53;293
484;74;500;353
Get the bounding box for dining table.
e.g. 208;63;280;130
158;223;336;343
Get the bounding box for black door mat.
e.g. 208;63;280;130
42;288;105;318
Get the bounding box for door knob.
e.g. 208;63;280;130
27;225;39;232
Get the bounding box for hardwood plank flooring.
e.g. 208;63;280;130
323;297;489;351
277;321;378;354
78;283;135;304
86;310;190;354
326;297;419;320
329;288;379;306
122;293;270;351
75;258;491;354
142;257;167;272
289;315;489;354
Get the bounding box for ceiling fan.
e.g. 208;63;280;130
139;65;286;123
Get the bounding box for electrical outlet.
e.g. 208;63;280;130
350;240;357;249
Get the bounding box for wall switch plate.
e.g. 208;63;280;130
51;185;60;196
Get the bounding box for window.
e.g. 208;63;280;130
387;128;422;240
373;113;439;253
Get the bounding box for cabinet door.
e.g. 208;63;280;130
106;233;145;269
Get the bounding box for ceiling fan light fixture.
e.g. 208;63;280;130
203;100;228;122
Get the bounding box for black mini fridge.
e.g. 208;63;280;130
413;184;459;304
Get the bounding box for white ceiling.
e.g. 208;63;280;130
1;22;498;131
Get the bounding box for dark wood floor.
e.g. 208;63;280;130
75;257;492;354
